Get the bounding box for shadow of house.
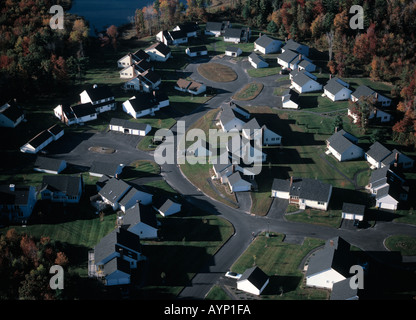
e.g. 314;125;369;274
328;187;373;211
262;275;302;296
45;132;95;155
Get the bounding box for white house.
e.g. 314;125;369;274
174;78;206;95
117;50;150;68
118;187;153;212
80;85;116;114
98;177;132;211
242;118;281;146
20;124;64;154
342;203;365;221
0;100;24;128
89;161;124;178
291;72;322;93
185;46;208;57
351;85;391;107
368;108;392;123
121;203;159;239
223;27;250;43
156;199;182;217
0;184;37;223
109;118;151;136
145;42;172;62
277;49;298;69
365;142;394;169
173;22;199;38
219;102;250;132
122;70;161;93
254;34;282;54
281;89;299;109
324;77;352;101
281;39;309;56
236;267;269;296
119;59;153;79
306;237;353;290
248;53;269;69
34;157;67;174
122;92;169;119
40;175;83;203
225;46;242;57
54;103;98;126
271;177;332;211
297;59;316;73
326;129;364;162
205;21;230;36
227;172;252;192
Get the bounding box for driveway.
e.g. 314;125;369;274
235;191;252;213
266;197;289;220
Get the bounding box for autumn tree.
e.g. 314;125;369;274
69;19;89;58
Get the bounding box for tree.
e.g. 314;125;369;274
267;20;278;34
333;115;343;132
69;19;89;58
326;29;334;61
106;25;119;51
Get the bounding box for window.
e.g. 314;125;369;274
318;201;325;205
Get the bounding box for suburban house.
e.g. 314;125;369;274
122;69;162;93
218;102;250;132
348;104;392;125
323;77;352;101
305;237;354;290
122;92;169;119
277;49;299;69
187;138;213;157
34;156;67;174
109;118;151;136
155;199;182;217
20;124;64;154
53;103;98;126
185;46;208;57
225;46;242;57
212;155;234;183
0;100;24;128
173;22;199;38
281;39;309;56
236;266;270;296
89;161;124;178
40;175;83;203
223;27;250;43
326;129;364;162
367;166;408;211
351;85;392;107
98;177;131;211
0;184;37;223
364;142;414;170
144;42;172;62
119;59;153;79
227;135;267;163
156;29;188;46
80;85;116;114
174;78;206;95
227;171;252;192
121;203;159;239
241;118;282;146
118;186;153;212
291;70;322;93
248;53;269;69
254;34;283;54
89;227;145;286
297;59;316;72
342;202;365;222
271;177;333;211
205;21;231;36
281;89;299;109
117;50;150;68
330;277;360;300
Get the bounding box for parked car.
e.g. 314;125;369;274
225;271;242;279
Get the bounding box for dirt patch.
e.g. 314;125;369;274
88;146;116;154
232;82;264;101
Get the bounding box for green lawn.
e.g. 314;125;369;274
384;235;416;256
248;66;281;78
231;233;329;300
232;82;264;101
205;285;231;300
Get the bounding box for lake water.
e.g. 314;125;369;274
69;0;152;33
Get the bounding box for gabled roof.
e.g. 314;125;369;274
381;149;414;167
132;49;149;61
118;187;150;208
366;142;392;162
176;22;199;33
277;49;298;64
324;77;351;95
123;203;158;228
272;178;291;192
169;29;187;40
205;21;223;32
146;42;171;56
342;203;365;216
248;52;266;65
158;199;180;213
83;85;114;102
27;130;54;148
330;277;359;300
98;177;131;203
41;175;81;197
139;69;161;85
110;118;150;131
0;100;24;122
223;28;244;39
282;39;307;53
292;72;317;87
237;266;269;290
126;93;161;112
225;46;240;53
228;171;251;187
187;46;207;53
254;34;280;48
352;85;376;99
90;161;123;177
34;156;66;172
327;130;361;154
0;185;34;205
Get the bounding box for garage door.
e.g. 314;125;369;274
343;213;355;220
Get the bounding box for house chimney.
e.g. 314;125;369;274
9;184;15;192
60;105;65;123
290;176;293;187
329;240;334;247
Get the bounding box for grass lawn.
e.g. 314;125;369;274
231;233;329;300
384;235;416;256
232;82;264;101
284;208;342;228
120;159;160;181
248;66;281;78
197;63;237;82
205;285;231;300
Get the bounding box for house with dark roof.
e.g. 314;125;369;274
119;59;153;79
117;50;150;69
365;142;392;169
121;203;159;239
53;103;98;126
227;171;252;192
236;266;269;295
324;77;352;101
367;166;408;211
185;46;208;57
281;89;299;109
0;184;37;223
281;39;309;56
330;277;360;300
326;129;364;162
89;161;124;178
297;59;316;72
254;34;283;54
98;177;131;211
248;53;269;69
157;29;188;45
205;21;231;36
122;92;169;119
118;186;153;212
89;227;145;286
277;49;299;69
212;151;234;182
187;138;213;157
0;100;24;128
242;118;282;146
223;27;250;43
34;156;67;174
351;85;391;107
225;46;242;57
155;199;182;217
271;177;333;211
40;175;83;203
20;124;64;154
144;42;171;62
219;101;250;132
291;70;322;93
173;22;199;38
80;85;116;114
306;237;354;289
342;202;365;221
109;118;151;136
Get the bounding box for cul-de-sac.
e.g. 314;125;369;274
0;0;415;301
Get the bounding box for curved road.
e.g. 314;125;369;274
150;57;416;300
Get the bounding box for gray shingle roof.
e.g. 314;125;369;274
330;277;359;300
277;49;298;64
224;28;243;39
327;130;360;154
237;266;269;290
90;161;123;177
324;77;350;95
254;35;279;48
289;178;332;202
123;203;157;228
41;175;81;197
342;202;365;216
98;177;131;203
0;185;33;205
34;156;65;172
366;142;392;162
248;52;266;65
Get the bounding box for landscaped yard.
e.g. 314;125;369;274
248;66;281;78
197;63;238;82
232;82;264;101
385;235;416;256
230;233;329;300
